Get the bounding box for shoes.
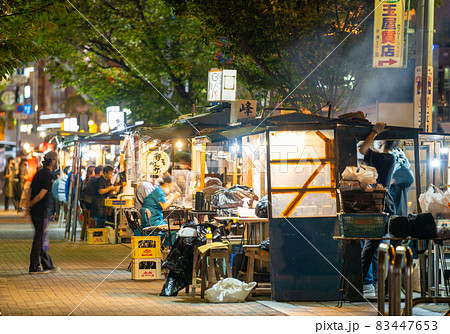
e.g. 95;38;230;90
363;284;376;298
45;267;61;272
29;268;50;275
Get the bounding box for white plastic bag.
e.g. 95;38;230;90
419;185;450;218
205;278;257;303
341;166;378;190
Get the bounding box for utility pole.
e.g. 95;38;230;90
417;0;434;132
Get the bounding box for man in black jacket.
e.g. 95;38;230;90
27;151;61;274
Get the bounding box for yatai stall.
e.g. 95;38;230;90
203;112;423;301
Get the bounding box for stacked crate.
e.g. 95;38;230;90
130;236;163;280
87;228;109;245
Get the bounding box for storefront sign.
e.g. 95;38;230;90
207;69;237;102
414;66;433;132
230;99;257;123
373;0;404;68
140;150;170;175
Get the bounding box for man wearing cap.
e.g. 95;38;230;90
27;151;60;274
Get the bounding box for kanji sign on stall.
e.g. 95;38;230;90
373;0;405;68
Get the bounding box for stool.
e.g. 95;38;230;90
191;244;231;298
244;245;270;299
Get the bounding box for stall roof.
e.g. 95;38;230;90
204;112;423;142
137;109;231;140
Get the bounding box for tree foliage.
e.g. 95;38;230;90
46;0;216;125
167;0;377;114
0;0;68;79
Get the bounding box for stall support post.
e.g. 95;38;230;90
387;246;396;315
200;143;206;189
71;144;83;242
413;135;427;297
392;246;406;316
377;244;389;316
404;247;414;316
65;142;77;239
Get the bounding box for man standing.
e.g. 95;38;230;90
27;151;60;274
91;165;119;228
3;157;17;210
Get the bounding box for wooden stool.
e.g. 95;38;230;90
191;244;231;298
80;210;90;241
244;245;271;298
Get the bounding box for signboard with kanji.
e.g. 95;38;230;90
373;0;404;68
207;69;237;102
413;66;433;132
140;150;170;176
230;99;257;123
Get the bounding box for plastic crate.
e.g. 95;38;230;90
131;258;163;280
338;190;385;213
131;236;161;259
338;213;387;238
87;228;109;244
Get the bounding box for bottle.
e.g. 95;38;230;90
206;227;213;244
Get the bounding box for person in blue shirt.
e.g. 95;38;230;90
136;175;180;236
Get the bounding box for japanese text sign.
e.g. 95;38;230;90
373;0;404;68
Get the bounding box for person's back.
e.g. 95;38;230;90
81;175;99;209
134;181;155;211
52;178;60;201
58;174;67;202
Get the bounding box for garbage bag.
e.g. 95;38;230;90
408;213;438;239
205;278;257;303
419;185;450;218
211;188;242;209
259;237;270;252
159;271;188;297
388;216;411;238
255;196;268;218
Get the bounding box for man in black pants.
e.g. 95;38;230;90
359;122;396;297
27;151;61;274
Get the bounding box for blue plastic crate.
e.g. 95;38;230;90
338;213;387;238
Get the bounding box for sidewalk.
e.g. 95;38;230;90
0;212;447;316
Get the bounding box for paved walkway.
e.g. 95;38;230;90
0;211;447;316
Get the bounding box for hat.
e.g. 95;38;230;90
44;151;58;161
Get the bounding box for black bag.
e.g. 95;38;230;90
255;196;268;218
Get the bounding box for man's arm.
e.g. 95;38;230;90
359;122;386;156
29;189;48;208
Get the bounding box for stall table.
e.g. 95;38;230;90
214;217;269;245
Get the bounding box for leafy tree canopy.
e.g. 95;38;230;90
0;0;68;79
46;0;216;126
166;0;380;114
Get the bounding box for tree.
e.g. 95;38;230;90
46;0;216;125
166;0;377;114
0;0;68;79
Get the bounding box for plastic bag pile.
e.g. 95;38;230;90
419;185;450;218
206;277;257;303
341;166;383;191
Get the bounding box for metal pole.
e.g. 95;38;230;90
377;243;389;316
413;134;427;297
388;245;396;315
428;240;433;295
404;247;413;316
71;143;82;241
392;246;405;316
65;143;77;238
433;241;440;296
420;0;429;131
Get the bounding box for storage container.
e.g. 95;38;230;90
131;236;161;259
131;258;162;280
87;228;109;244
338;213;387;238
338;190;386;213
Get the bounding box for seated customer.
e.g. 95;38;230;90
91;165;119;228
137;175;180;236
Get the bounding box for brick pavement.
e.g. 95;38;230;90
0;211;446;316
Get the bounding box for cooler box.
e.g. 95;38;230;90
131;258;162;280
338;213;387;238
131;236;161;259
87;228;109;244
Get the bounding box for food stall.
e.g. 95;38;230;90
197;112;424;302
